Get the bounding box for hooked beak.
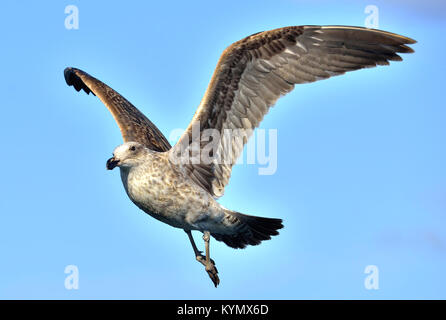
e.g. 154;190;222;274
106;157;120;170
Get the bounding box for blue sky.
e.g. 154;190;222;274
0;0;445;299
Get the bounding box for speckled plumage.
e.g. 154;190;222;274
65;25;415;287
111;142;274;246
118;144;226;232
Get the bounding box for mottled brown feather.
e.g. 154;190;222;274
172;25;416;197
64;67;171;152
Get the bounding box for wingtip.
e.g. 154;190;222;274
64;67;94;95
404;36;417;45
64;67;74;86
64;67;81;88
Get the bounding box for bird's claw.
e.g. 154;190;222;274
196;255;216;267
205;262;220;287
196;255;220;287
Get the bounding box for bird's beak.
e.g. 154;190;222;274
106;157;120;170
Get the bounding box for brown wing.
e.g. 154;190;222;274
170;25;416;197
64;67;171;152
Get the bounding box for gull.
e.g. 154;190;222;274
64;25;415;287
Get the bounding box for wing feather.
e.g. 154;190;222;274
64;67;171;152
170;25;416;197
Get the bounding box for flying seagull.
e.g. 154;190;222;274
65;25;415;287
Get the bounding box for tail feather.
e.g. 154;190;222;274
211;210;283;249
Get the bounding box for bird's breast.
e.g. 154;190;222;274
120;158;204;228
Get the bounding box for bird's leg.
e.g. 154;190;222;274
185;230;204;263
184;230;219;287
202;231;219;287
185;230;217;266
203;231;211;265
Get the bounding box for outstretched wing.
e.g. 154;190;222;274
64;67;171;152
171;25;416;197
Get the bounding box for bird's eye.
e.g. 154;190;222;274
130;146;136;151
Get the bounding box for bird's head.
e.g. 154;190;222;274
106;142;147;170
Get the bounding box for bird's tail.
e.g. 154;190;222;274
211;209;283;249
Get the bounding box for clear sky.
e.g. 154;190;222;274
0;0;445;299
